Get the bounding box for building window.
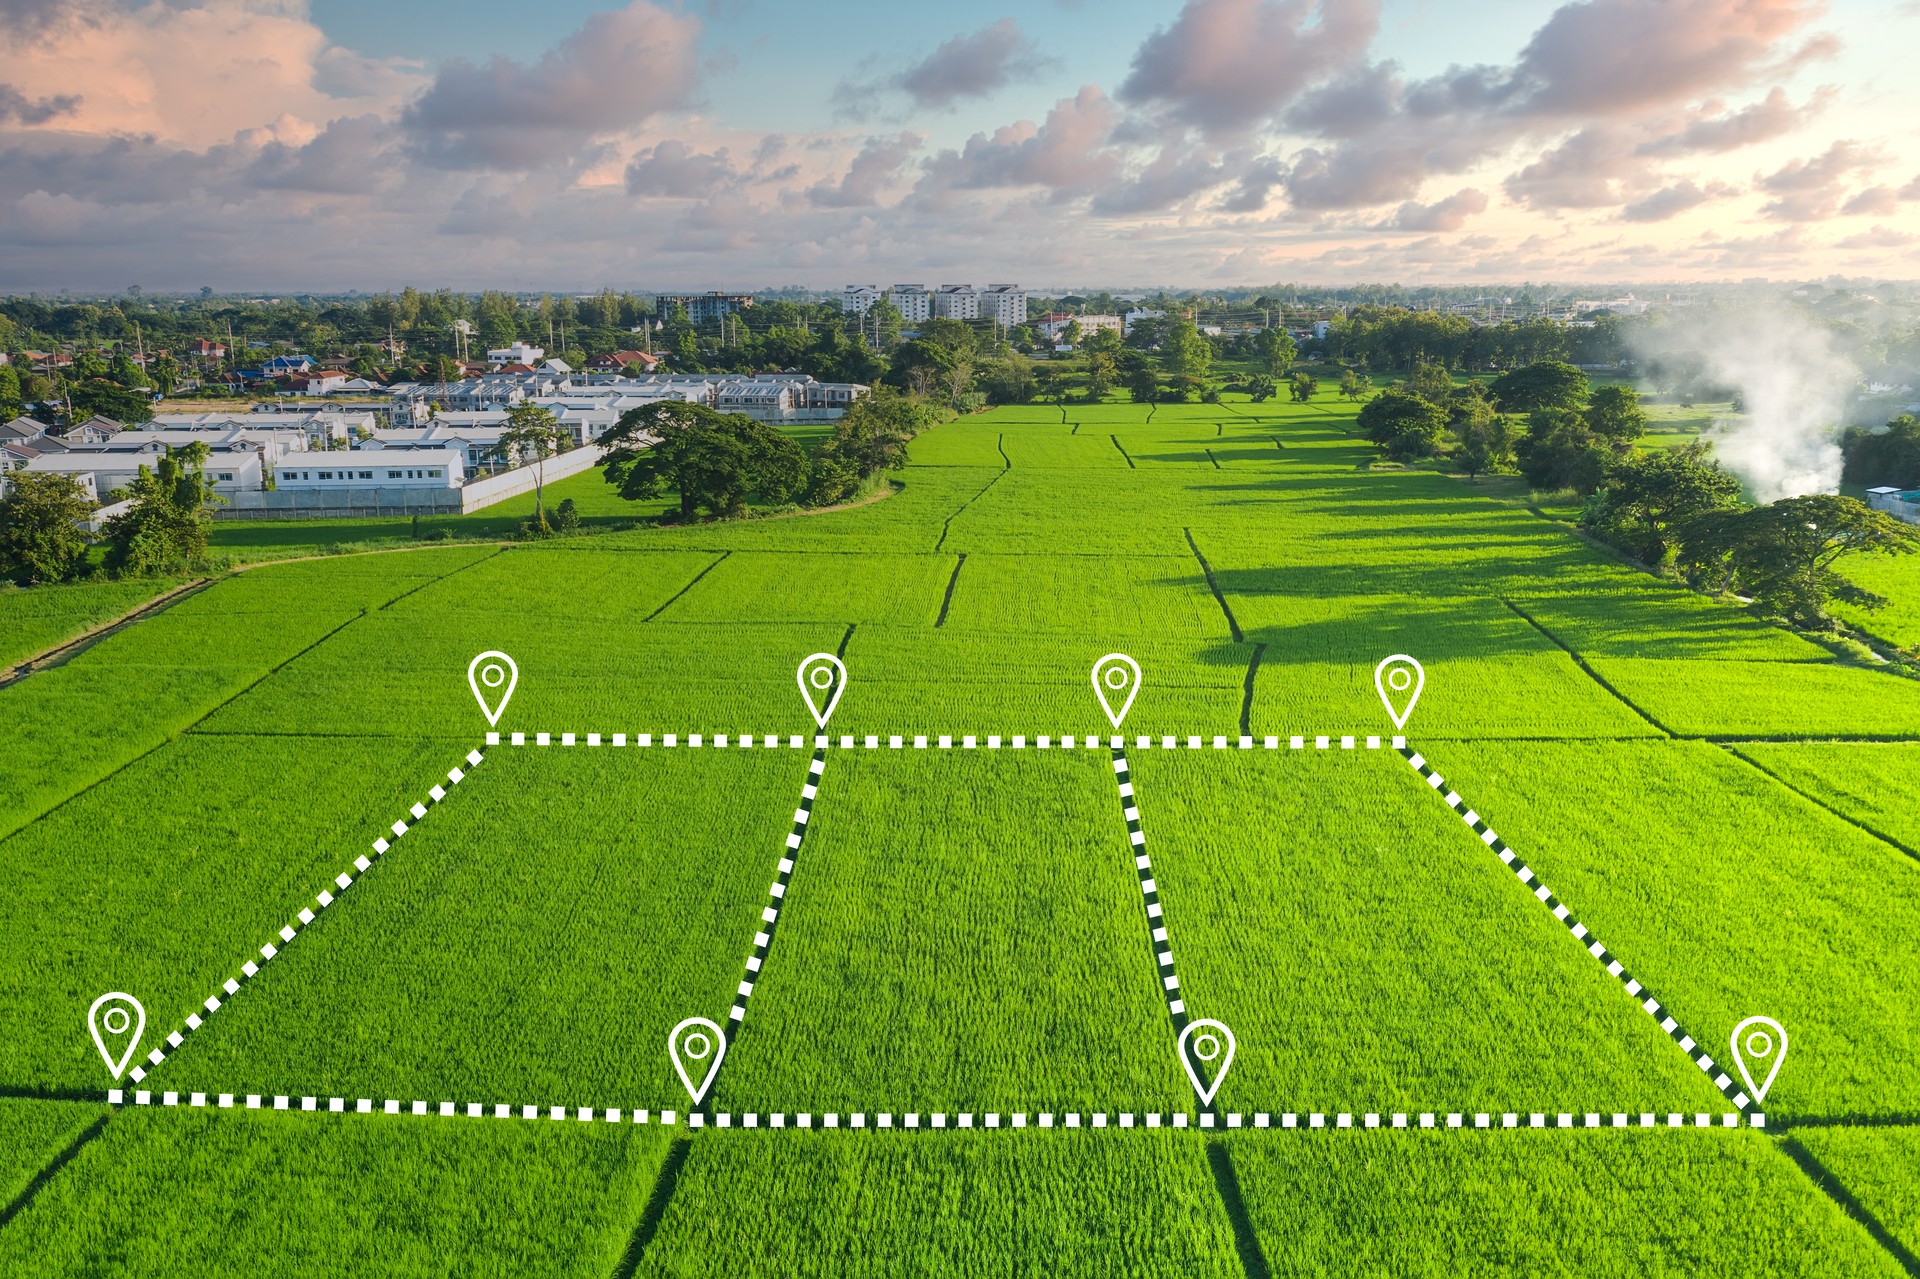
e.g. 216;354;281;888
216;473;233;481
359;471;373;479
429;469;441;478
319;472;333;480
388;470;402;478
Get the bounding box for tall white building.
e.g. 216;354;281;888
980;285;1027;326
889;284;932;324
842;285;881;315
934;284;978;320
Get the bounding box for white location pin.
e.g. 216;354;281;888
1729;1016;1788;1104
88;992;146;1081
467;651;518;727
1091;654;1142;729
1177;1018;1236;1108
797;653;847;729
1374;654;1425;729
669;1016;727;1105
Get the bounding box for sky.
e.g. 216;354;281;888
1;0;1917;292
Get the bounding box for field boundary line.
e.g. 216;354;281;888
1204;448;1223;469
933;469;1006;552
482;730;1398;751
1238;644;1267;737
1207;1141;1272;1279
714;747;828;1067
641;551;732;622
130;743;489;1085
375;545;505;611
1777;1137;1920;1277
1108;747;1199;1080
1183;527;1244;643
1718;744;1920;867
934;553;967;627
1110;435;1136;468
1497;597;1675;736
98;1089;1770;1133
1397;743;1751;1112
0;578;215;690
0;1112;111;1234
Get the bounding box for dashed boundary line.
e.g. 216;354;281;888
487;730;1404;752
1110;748;1190;1033
104;1090;1766;1132
130;745;488;1085
722;748;827;1039
1398;743;1754;1112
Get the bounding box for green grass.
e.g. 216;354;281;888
0;1100;105;1206
1793;1127;1920;1260
1231;1129;1898;1276
633;1131;1243;1278
0;578;185;671
1731;742;1920;852
1584;658;1920;736
0;1108;674;1278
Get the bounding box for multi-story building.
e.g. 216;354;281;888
888;285;932;324
660;293;754;325
842;285;882;315
933;285;978;321
979;284;1027;327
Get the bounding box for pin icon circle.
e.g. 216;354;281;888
796;653;847;729
467;651;519;727
669;1016;727;1105
1176;1018;1236;1108
1374;654;1425;730
1091;654;1141;729
88;992;146;1081
1729;1015;1787;1105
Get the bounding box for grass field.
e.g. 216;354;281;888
1;391;1916;1275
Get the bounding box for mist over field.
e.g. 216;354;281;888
1634;308;1859;501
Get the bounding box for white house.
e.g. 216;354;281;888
889;285;932;324
276;449;464;490
842;285;882;315
1038;313;1121;343
486;342;545;367
980;285;1027;326
22;447;262;498
934;285;978;320
1123;308;1165;336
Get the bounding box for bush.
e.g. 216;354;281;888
552;498;580;534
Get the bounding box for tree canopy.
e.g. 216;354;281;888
1678;493;1920;629
598;401;806;521
1491;361;1591;413
102;442;219;574
1357;389;1447;461
0;470;93;585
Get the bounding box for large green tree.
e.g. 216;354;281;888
1582;442;1742;564
500;401;567;531
598;401;806;520
1515;407;1611;493
1251;327;1296;378
1585;384;1648;446
1680;493;1920;629
1358;389;1447;461
1842;414;1920;488
1491;360;1590;413
1448;397;1516;479
807;389;940;504
0;470;93;584
102;442;219;574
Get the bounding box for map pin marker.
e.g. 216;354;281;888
669;1016;727;1105
88;992;146;1081
1092;653;1141;729
1730;1015;1788;1104
797;653;847;729
1177;1018;1236;1108
1374;654;1424;730
467;651;518;727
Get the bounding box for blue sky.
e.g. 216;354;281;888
0;0;1914;290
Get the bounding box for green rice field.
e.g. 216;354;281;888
1;392;1916;1275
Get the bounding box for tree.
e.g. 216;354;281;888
807;388;938;503
1491;360;1590;413
1449;399;1516;480
1842;414;1920;488
1161;318;1212;383
1245;374;1276;403
500;402;567;532
1252;327;1296;378
102;443;219;574
1124;361;1159;405
1585;384;1647;447
1679;494;1920;629
1084;351;1117;400
0;362;22;420
1357;389;1447;460
0;471;93;584
1402;360;1453;404
68;380;154;425
149;354;180;396
1288;372;1318;402
1515;407;1611;493
1339;368;1370;402
598;401;806;521
1581;442;1741;564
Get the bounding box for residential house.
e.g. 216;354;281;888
261;354;315;376
934;285;978;320
979;285;1027;327
888;285;932;325
843;285;882;315
276;449;464;491
585;350;661;373
487;342;546;367
659;293;753;325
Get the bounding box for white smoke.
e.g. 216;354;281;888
1635;305;1859;502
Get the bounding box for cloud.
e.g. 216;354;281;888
1620;179;1734;221
1637;86;1829;155
915;86;1119;198
401;2;701;169
807;132;921;208
1088;144;1228;215
248;114;393;194
901;19;1047;109
1118;0;1379;136
1836;225;1916;249
1386;187;1487;231
1840;185;1900;217
1756;139;1883;220
0;81;79;124
625;140;738;197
